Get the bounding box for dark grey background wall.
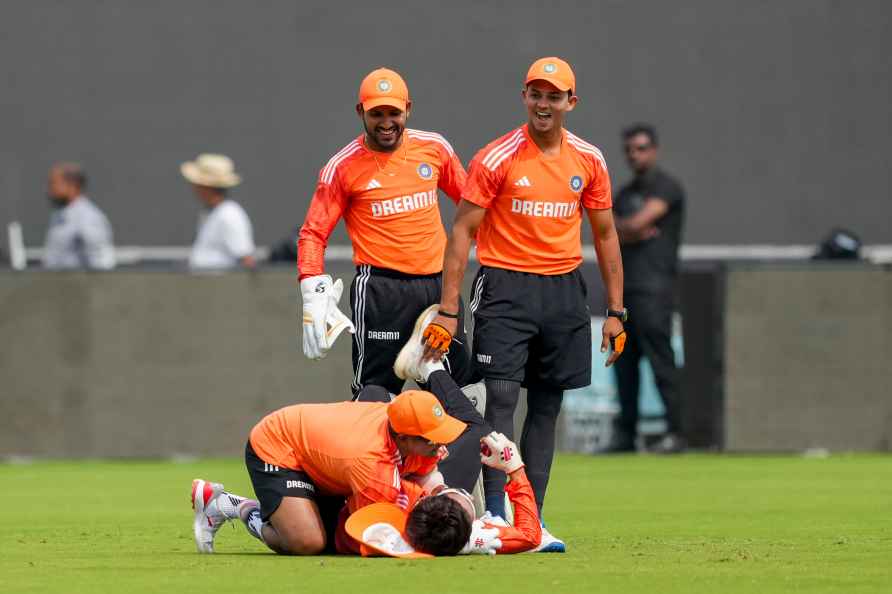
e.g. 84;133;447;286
2;267;888;457
722;265;891;451
2;1;891;249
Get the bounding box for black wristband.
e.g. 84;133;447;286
437;309;459;319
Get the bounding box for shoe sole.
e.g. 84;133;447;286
393;304;439;381
536;541;567;553
192;479;224;554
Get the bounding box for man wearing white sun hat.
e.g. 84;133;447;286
181;153;256;270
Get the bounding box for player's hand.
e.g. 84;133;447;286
460;520;503;555
436;445;450;462
300;274;355;360
480;432;524;475
422;313;456;362
601;316;625;367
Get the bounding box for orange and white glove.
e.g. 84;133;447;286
300;274;355;360
480;432;524;475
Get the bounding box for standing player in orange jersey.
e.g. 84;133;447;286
298;67;471;396
424;57;627;552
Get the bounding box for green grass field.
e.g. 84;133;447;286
3;454;890;594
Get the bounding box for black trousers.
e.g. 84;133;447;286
613;291;682;437
355;371;490;493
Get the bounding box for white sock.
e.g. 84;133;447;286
215;491;250;520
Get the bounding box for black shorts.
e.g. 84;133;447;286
349;265;471;396
244;442;318;521
244;442;346;551
470;266;592;390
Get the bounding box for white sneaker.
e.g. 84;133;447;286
394;304;444;382
191;479;228;553
533;526;566;553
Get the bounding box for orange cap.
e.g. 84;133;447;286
387;390;467;444
358;68;410;112
345;502;433;559
525;57;576;94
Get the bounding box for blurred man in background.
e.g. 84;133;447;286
43;162;116;270
181;153;256;271
611;124;686;453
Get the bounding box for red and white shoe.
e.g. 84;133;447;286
191;479;227;553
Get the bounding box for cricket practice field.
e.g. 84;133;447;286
3;454;889;594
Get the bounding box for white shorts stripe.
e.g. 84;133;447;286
351;265;371;393
469;274;486;313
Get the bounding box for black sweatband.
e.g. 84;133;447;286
437;309;459;319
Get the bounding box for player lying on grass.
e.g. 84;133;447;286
192;307;542;555
344;430;539;557
356;304;542;555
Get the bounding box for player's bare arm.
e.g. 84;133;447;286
587;206;625;367
615;196;668;244
423;201;487;360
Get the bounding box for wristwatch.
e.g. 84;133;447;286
606;308;629;322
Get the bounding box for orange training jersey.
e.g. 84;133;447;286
249;402;437;515
463;124;611;275
298;130;466;277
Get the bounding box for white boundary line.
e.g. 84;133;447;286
21;244;892;265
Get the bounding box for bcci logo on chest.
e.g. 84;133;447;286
569;175;583;192
417;163;433;180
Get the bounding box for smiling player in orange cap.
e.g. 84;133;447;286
424;56;627;553
297;67;471;397
190;389;466;555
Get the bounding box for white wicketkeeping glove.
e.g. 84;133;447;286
460;519;503;555
480;432;524;475
300;274;355;360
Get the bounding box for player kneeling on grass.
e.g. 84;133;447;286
192;389;466;555
192;430;538;557
191;306;542;555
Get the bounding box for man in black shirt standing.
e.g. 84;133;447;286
611;124;685;453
